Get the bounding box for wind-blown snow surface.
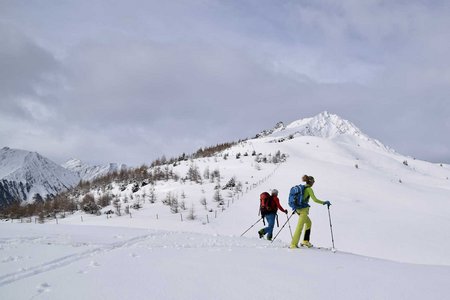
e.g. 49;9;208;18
1;112;450;299
0;224;449;300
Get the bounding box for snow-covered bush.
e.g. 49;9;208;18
222;177;236;190
148;187;157;203
131;202;142;210
213;190;223;203
81;194;100;214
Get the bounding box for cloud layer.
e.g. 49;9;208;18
1;1;449;165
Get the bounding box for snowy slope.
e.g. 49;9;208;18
41;112;450;266
0;147;79;205
0;223;449;300
62;158;127;181
1;112;450;299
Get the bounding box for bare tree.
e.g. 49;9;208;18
170;195;179;213
98;194;112;207
113;199;121;216
200;197;207;210
187;164;202;183
180;200;186;211
187;204;196;220
213;190;223;203
203;166;210;179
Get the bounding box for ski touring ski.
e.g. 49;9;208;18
285;245;337;252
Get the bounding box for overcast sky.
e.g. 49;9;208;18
1;0;449;166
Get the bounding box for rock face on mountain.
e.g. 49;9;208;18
62;159;127;181
0;147;79;206
256;121;286;138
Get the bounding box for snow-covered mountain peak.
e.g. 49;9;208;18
62;158;127;181
285;111;362;138
62;158;87;171
0;147;79;205
0;147;31;179
0;147;52;179
260;111;390;151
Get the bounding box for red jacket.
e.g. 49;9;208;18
272;195;287;214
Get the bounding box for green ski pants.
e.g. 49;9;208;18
290;207;312;247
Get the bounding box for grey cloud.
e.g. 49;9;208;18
1;1;449;165
0;24;61;120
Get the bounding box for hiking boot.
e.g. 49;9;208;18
301;241;313;248
258;229;264;239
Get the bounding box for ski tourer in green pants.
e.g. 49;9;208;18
290;175;331;249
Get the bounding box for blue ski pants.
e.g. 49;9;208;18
261;213;276;239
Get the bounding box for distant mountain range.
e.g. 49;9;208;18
0;147;126;206
62;158;127;182
0;147;79;206
1;111;446;208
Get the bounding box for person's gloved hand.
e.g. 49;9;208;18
284;209;288;214
323;201;331;207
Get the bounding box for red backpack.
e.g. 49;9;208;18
260;192;277;216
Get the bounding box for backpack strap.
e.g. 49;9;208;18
296;185;305;206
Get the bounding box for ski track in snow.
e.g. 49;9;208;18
0;233;156;287
0;230;282;288
1;226;449;300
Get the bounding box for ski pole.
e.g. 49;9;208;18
286;213;293;238
240;217;263;237
327;205;335;250
271;211;296;243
